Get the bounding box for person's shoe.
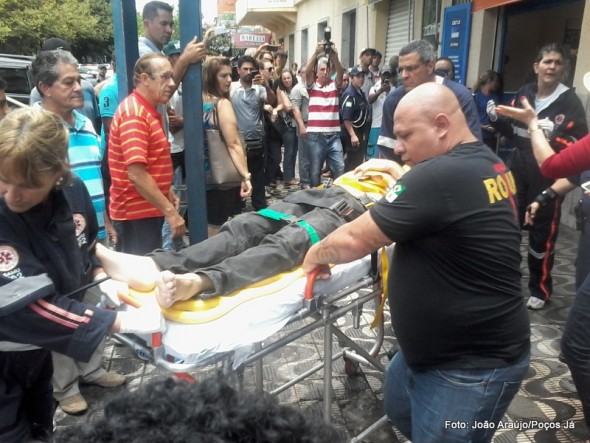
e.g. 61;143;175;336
284;179;300;187
527;296;546;310
59;393;88;415
83;371;127;388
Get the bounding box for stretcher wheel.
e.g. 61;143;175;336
344;357;359;375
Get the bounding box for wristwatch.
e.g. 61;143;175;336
242;173;252;181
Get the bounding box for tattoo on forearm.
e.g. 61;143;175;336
315;241;341;264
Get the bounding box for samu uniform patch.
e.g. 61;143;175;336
0;245;23;279
386;183;406;202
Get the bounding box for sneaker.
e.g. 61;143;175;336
59;393;88;415
83;371;126;388
526;296;545;310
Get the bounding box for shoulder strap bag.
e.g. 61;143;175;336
206;100;244;188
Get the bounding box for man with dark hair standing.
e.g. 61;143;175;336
230;55;277;210
358;47;377;97
435;56;456;81
30;37;100;131
139;1;206;87
377;40;481;160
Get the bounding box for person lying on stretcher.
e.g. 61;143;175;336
97;159;406;308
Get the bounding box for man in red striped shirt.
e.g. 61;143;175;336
304;43;346;187
108;53;186;255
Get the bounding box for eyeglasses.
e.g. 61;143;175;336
397;63;425;75
0;99;7;107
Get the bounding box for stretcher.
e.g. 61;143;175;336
111;247;393;440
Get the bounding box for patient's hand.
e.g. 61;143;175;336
354;158;406;180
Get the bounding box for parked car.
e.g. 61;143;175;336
78;65;97;82
0;53;34;105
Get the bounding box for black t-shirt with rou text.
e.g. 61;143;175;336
370;142;530;370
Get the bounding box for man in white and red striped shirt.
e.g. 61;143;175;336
304;43;346;187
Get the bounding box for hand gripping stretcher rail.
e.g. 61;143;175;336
107;245;395;441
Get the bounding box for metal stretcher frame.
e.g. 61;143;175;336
111;251;391;440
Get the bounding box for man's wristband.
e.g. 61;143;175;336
534;187;558;208
242;173;252;182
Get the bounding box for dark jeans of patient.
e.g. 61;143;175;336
149;187;356;297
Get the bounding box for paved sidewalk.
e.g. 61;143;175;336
54;190;589;442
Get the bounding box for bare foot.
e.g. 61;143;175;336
156;271;214;307
95;243;159;291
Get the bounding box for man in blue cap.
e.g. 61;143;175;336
341;65;372;171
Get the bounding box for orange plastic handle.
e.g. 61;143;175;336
118;292;142;309
304;267;322;301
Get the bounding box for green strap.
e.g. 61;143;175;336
257;208;320;245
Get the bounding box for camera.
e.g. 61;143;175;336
267;44;279;52
323;26;333;54
383;79;390;85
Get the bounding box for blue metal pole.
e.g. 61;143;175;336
179;0;208;244
111;0;139;101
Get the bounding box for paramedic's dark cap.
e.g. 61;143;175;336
349;65;366;77
164;40;181;57
42;37;72;52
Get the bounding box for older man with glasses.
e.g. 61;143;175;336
377;40;481;161
107;53;186;256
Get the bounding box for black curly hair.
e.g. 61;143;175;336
53;376;346;443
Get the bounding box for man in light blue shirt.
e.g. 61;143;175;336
31;48;125;415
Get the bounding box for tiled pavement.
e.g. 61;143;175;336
55;183;590;442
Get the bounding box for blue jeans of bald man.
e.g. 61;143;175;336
383;350;530;442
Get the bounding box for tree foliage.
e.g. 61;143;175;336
0;0;114;61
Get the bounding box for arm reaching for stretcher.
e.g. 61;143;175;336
302;211;392;279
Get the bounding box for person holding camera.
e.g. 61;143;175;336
367;68;394;159
230;55;277;210
358;48;377;97
304;36;346;187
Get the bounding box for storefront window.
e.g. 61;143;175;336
422;0;441;50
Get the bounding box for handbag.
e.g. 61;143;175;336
206;101;244;188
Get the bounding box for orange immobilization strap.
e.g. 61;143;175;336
371;247;389;329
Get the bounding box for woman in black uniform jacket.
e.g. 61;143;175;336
0;108;162;442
